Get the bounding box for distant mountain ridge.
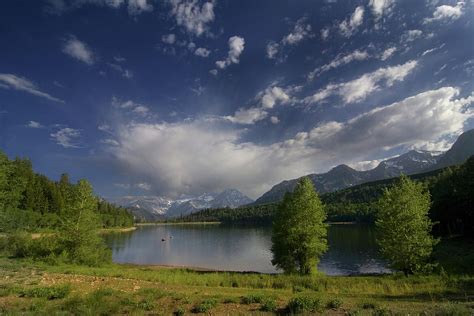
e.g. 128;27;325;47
109;188;253;220
253;129;474;205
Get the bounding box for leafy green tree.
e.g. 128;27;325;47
271;177;328;274
376;175;438;275
59;179;111;266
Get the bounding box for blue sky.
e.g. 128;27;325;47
0;0;473;198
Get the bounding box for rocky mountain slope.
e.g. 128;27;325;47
253;129;474;205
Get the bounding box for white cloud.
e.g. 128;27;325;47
266;18;313;60
424;1;464;23
194;47;210;57
270;116;280;124
107;63;133;79
225;107;268;125
403;29;423;42
108;87;474;197
101;138;120;146
308;49;369;80
380;47;396;60
112;97;150;117
127;0;153;15
321;27;330;40
0;73;64;103
265;42;279;59
114;182;151;190
27;121;43;128
339;6;365;37
62;36;94;65
215;36;245;70
282;18;312;45
369;0;395;20
169;0;215;36
161;34;176;44
305;60;418;105
259;86;291;108
50;127;81;148
45;0;153;15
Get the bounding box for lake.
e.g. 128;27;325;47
104;224;390;275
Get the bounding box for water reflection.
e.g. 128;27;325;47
103;224;390;275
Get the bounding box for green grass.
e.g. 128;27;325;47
0;255;473;315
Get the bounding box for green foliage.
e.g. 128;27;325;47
271;177;328;274
326;297;343;309
287;295;322;313
241;293;264;304
0;150;133;233
18;284;71;300
260;297;277;312
192;298;217;313
376;175;439;275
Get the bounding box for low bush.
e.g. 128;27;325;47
260;297;277;312
326;297;343;309
192;299;217;313
18;284;71;300
287;295;322;313
241;293;264;304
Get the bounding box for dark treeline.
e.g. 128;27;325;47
0;151;133;232
178;157;474;236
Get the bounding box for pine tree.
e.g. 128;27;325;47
376;175;438;275
271;177;328;274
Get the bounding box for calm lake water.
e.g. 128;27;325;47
104;224;390;275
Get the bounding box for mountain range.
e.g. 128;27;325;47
252;129;474;205
109;188;253;220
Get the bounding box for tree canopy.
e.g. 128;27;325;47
376;175;438;275
271;177;328;275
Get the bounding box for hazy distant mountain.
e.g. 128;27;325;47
253;129;474;205
109;188;253;219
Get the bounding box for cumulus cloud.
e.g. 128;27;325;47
308;49;369;80
27;121;43;128
45;0;153;15
194;47;210;57
161;33;176;44
169;0;215;36
225;107;268;125
424;1;465;23
270;116;280;124
107;63;133;79
225;85;296;124
266;17;313;60
215;36;245;70
402;29;423;42
380;46;396;60
305;60;418;105
339;6;364;37
127;0;152;15
321;27;330;40
112;97;150;117
50;127;81;148
0;73;64;103
369;0;395;20
107;87;474;197
62;35;95;65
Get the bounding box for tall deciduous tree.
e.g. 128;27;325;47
271;177;328;275
376;175;438;275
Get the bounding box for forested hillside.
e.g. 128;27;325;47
179;157;474;237
0;151;133;232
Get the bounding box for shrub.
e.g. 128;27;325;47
361;300;378;309
260;297;277;312
241;293;264;304
223;297;239;304
326;297;343;309
174;307;185;316
136;298;155;311
192;299;217;313
18;284;71;300
287;295;322;313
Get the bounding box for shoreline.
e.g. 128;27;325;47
136;221;222;226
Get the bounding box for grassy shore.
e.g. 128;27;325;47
0;254;473;315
